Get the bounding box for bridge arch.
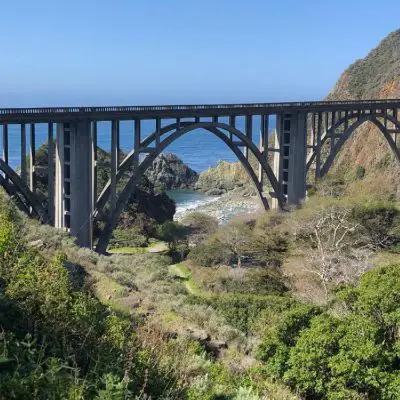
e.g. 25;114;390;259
95;121;284;218
0;158;48;222
95;121;285;253
306;112;362;170
317;113;400;177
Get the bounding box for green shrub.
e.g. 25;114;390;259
156;220;186;249
0;192;182;398
180;212;219;243
215;267;289;296
256;263;400;399
355;165;366;180
110;227;148;248
247;231;289;267
189;237;233;267
191;293;296;335
256;304;322;377
0;194;24;272
118;210;158;239
180;212;218;234
283;315;342;397
243;268;289;295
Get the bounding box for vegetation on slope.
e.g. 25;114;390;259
185;191;400;399
326;28;400;198
327;29;400;100
0;189;298;399
0;192;182;399
2;174;400;399
256;263;400;398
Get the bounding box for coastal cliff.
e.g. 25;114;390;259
326;29;400;198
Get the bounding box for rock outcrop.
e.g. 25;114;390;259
145;153;198;190
195;160;256;196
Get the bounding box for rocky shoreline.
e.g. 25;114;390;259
145;152;261;224
174;193;261;224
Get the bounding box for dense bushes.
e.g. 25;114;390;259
256;263;400;399
110;226;148;248
2;159;400;400
189;236;233;267
180;212;218;244
256;305;322;376
214;268;289;296
285;198;400;299
190;293;296;335
189;218;289;268
0;194;182;399
184;195;400;398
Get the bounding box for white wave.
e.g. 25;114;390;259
175;196;219;215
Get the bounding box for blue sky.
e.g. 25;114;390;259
0;0;399;106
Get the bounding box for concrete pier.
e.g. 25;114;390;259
55;121;94;247
287;112;307;205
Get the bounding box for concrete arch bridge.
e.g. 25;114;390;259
0;99;399;253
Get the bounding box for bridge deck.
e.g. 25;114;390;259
0;99;399;123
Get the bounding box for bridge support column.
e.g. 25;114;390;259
271;128;281;210
55;123;66;230
20;124;27;184
287;111;307;205
244;115;252;159
55;120;94;248
29;124;36;193
47;123;55;225
272;113;291;208
2;123;9;165
258;114;268;187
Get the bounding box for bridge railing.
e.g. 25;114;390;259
0;99;399;117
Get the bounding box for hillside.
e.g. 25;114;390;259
326;29;400;198
2;183;400;398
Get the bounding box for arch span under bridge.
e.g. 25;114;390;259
0;99;399;253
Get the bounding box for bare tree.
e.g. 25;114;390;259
315;175;346;198
216;221;251;268
293;204;373;300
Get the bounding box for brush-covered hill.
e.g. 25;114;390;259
326;29;400;198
